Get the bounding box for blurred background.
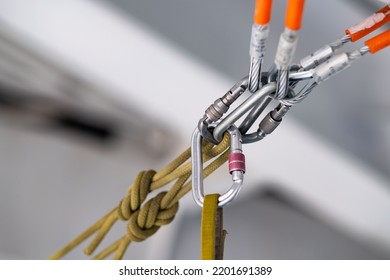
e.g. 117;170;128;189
0;0;389;259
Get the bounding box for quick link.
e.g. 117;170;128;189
242;103;291;144
198;77;248;144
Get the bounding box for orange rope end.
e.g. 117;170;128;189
346;5;390;42
365;29;390;54
285;0;305;30
254;0;273;25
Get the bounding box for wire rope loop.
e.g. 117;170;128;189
191;125;245;207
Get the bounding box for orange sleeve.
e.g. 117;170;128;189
254;0;273;25
346;5;390;42
285;0;305;30
365;29;390;54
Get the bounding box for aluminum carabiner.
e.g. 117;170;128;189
191;125;246;207
212;82;276;143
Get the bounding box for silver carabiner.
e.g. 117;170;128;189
213;82;276;143
191;125;245;207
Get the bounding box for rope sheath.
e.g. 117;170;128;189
49;133;231;260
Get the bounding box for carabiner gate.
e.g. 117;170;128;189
191;125;246;207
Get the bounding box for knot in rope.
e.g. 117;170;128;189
117;169;179;242
117;170;156;221
49;132;231;259
126;192;179;242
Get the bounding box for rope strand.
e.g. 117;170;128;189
49;133;231;260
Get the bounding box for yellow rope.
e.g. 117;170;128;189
49;133;231;260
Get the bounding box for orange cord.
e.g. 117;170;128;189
346;5;390;42
365;29;390;54
285;0;305;30
254;0;273;25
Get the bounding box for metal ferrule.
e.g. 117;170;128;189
300;34;352;71
249;24;270;93
275;28;298;70
313;53;351;84
249;24;270;59
300;45;334;70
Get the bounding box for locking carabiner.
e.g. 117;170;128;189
191;125;246;207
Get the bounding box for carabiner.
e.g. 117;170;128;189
213;82;276;143
191;125;245;207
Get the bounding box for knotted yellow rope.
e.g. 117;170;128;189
49;133;231;260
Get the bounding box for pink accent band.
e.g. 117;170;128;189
228;153;246;174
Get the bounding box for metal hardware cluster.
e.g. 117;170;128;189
195;32;371;147
191;1;390;207
191;29;377;207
